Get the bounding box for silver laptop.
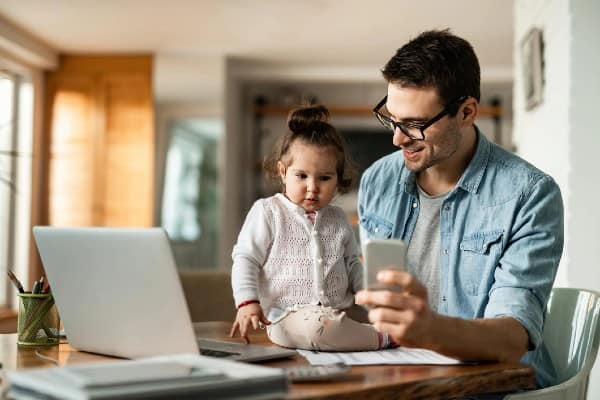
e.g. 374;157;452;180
32;227;295;362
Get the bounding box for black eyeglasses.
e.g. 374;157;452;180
372;95;468;140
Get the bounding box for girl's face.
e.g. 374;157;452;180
277;141;339;212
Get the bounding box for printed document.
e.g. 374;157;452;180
297;347;463;365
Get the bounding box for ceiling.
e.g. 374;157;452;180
0;1;514;102
0;0;514;66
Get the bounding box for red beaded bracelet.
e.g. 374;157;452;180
237;299;259;309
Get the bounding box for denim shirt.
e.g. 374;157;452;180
358;128;564;387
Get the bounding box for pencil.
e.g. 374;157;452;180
7;270;25;293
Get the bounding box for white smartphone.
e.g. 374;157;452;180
363;238;407;291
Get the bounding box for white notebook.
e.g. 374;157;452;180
7;354;288;400
54;360;224;388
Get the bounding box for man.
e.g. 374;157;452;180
355;29;564;389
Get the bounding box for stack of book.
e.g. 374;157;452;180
7;354;288;399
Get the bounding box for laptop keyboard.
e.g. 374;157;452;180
200;349;240;358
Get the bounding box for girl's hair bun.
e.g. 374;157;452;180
264;103;356;194
287;104;330;133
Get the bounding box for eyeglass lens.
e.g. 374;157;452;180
375;114;424;140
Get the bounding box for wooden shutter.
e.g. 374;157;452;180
43;55;154;227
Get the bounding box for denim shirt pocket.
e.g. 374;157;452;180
360;213;393;239
459;230;504;295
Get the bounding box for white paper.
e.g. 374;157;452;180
297;347;463;365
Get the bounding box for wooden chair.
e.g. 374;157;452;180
178;269;236;322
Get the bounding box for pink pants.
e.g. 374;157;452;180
266;304;381;351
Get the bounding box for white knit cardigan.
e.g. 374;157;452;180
231;193;363;318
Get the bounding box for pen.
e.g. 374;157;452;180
32;280;40;294
7;270;25;293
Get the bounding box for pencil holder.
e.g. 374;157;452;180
17;293;60;346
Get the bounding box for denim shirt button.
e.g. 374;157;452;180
442;296;447;302
412;202;418;208
444;205;450;211
444;249;449;255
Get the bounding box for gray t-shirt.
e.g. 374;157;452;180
406;185;446;312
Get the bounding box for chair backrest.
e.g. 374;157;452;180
178;269;236;322
543;288;600;384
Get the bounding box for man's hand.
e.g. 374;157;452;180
355;269;440;349
356;269;529;363
229;303;271;344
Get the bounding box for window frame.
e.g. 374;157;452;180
0;61;39;311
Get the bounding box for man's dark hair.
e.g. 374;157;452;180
382;29;480;114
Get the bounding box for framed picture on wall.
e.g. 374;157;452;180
521;28;544;110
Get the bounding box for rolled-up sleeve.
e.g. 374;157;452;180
484;175;564;351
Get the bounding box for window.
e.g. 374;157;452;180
160;118;222;269
0;69;34;308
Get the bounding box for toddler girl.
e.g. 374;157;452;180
229;104;391;351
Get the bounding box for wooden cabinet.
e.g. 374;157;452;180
43;55;154;227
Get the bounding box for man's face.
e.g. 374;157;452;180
385;84;462;173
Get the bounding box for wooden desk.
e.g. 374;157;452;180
0;322;535;399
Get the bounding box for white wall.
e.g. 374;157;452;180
568;0;600;296
569;1;600;393
0;13;57;69
513;0;571;285
514;0;600;396
154;53;223;106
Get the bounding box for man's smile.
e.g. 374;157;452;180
403;147;424;160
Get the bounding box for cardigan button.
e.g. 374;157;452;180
312;230;318;236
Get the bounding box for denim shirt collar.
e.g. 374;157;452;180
401;125;490;196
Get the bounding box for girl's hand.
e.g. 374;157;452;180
229;303;271;344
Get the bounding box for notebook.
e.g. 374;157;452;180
32;227;296;362
7;353;288;400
